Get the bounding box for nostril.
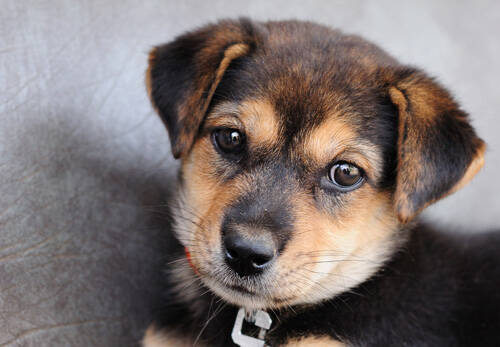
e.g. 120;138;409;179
251;254;273;268
223;230;276;276
225;247;239;261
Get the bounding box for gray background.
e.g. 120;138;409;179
1;1;499;346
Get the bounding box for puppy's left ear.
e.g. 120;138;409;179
388;68;485;223
146;19;259;158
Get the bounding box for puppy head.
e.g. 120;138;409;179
147;19;485;309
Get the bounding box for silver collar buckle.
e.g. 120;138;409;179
231;308;272;347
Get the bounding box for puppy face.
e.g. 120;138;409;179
177;99;399;309
147;19;485;309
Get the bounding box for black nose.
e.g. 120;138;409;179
223;231;276;277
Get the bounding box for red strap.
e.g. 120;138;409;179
184;247;200;275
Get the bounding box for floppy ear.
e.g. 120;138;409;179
388;68;485;223
146;19;258;158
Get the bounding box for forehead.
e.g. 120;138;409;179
206;25;399;184
216;33;397;123
214;21;397;119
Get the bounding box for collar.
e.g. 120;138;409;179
184;248;273;345
231;308;272;347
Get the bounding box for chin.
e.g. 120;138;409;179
203;277;272;310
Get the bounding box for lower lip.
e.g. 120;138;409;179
211;279;298;308
227;283;256;295
225;284;297;306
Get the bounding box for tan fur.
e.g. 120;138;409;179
301;115;383;179
177;135;245;273
239;99;280;149
175;101;401;309
175;43;250;157
400;141;486;221
142;324;199;347
300;116;356;165
146;19;487;346
145;49;162;118
206;100;280;151
389;86;415;222
396;75;455;122
388;87;408;114
145;50;155;100
449;141;486;195
284;335;346;347
147;21;256;158
389;86;485;222
274;188;400;306
201;44;249;118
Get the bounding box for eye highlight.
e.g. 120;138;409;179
327;161;364;191
212;128;246;156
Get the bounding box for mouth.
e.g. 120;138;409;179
200;270;301;310
211;274;263;298
227;283;257;295
200;274;271;309
184;247;300;308
184;247;263;299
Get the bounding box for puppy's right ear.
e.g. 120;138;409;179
388;68;485;223
146;19;258;158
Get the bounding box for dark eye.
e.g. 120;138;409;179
328;162;364;191
212;128;246;155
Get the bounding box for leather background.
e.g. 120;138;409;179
1;1;499;346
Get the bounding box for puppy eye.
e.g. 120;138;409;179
328;162;364;191
212;128;246;155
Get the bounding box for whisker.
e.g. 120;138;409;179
193;301;227;346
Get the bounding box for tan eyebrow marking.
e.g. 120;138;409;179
206;99;280;148
301;116;355;162
300;115;383;179
205;102;241;127
238;99;280;147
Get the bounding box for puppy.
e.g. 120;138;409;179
143;18;499;346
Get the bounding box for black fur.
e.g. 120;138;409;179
151;225;500;346
222;170;295;254
145;19;497;346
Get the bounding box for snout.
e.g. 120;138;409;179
223;227;276;277
218;171;294;280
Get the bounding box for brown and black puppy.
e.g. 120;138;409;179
143;18;499;346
